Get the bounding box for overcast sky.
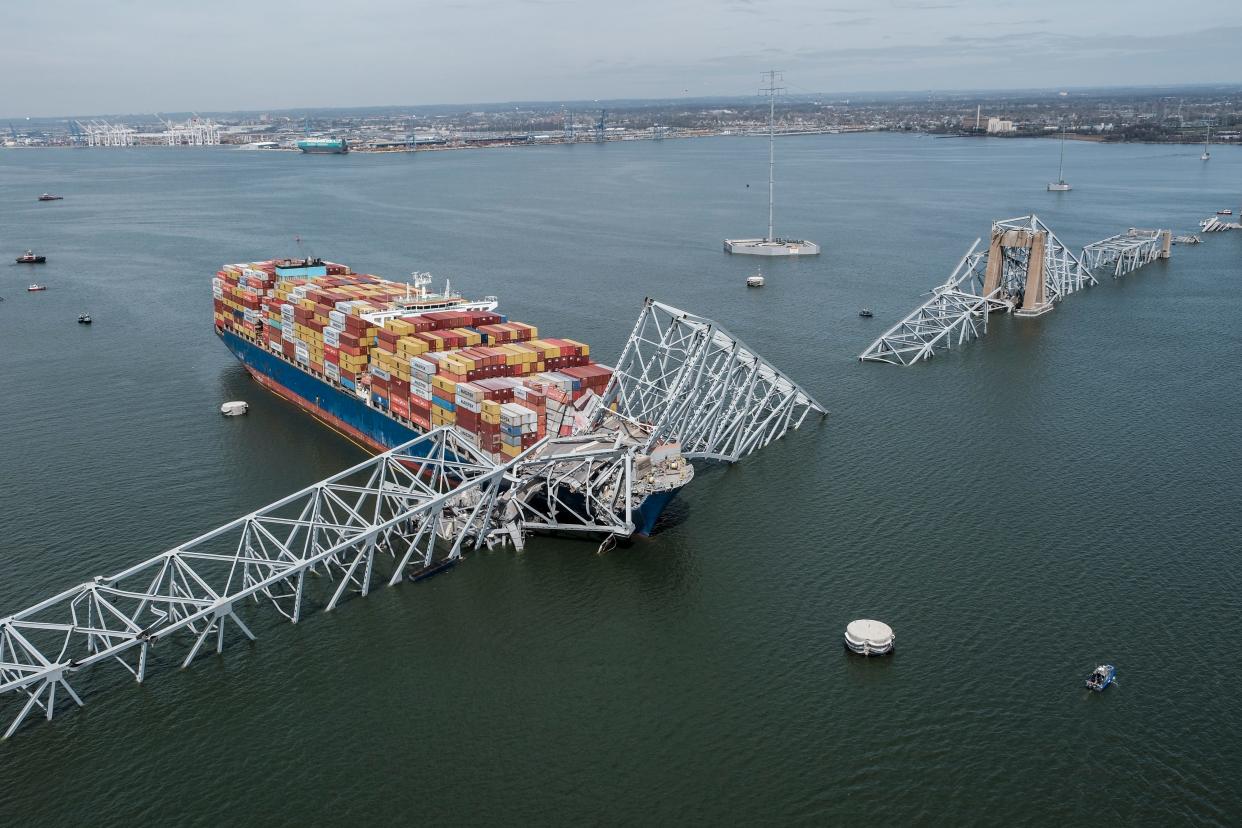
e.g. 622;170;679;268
5;0;1241;117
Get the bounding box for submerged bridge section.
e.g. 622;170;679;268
861;214;1097;365
1081;229;1170;279
0;428;504;739
857;239;1011;366
0;300;824;738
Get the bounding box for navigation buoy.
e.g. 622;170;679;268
844;619;894;656
220;401;249;416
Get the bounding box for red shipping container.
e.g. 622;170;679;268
324;345;340;362
391;396;411;419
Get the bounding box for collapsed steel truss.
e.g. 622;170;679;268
504;439;637;542
861;215;1100;366
2;300;824;738
1081;229;1168;278
858;239;1013;366
0;428;505;739
986;214;1094;311
600;299;826;462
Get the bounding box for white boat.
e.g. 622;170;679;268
1047;122;1071;191
746;272;765;287
220;401;249;416
1201;126;1211;161
724;70;819;257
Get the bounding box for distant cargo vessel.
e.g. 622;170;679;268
213;258;679;535
297;137;349;154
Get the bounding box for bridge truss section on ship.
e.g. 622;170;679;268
1081;229;1170;279
1;301;827;737
858;238;1013;366
600;299;827;463
0;428;505;739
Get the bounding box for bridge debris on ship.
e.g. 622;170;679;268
0;299;824;738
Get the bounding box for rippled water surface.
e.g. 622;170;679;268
1;135;1240;825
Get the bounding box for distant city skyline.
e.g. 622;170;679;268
6;0;1241;118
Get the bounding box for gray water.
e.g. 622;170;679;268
1;135;1240;825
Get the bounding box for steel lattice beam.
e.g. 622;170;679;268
859;239;1013;366
0;427;504;738
987;214;1095;309
1082;229;1168;278
1;302;825;738
599;299;826;462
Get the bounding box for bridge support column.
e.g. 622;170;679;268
1016;229;1053;317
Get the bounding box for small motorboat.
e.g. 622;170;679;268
78;313;92;324
859;308;874;318
16;250;46;264
27;284;47;292
1085;664;1116;692
220;400;249;416
1218;209;1233;216
746;273;765;288
38;193;64;201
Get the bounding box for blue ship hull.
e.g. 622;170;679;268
219;330;678;536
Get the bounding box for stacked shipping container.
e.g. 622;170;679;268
214;260;612;462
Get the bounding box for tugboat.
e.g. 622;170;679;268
27;284;47;292
859;308;874;318
16;250;46;264
78;313;92;324
1085;664;1116;692
38;193;64;201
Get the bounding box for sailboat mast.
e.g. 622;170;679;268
766;71;777;242
1057;123;1066;181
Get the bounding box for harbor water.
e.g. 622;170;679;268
1;135;1240;824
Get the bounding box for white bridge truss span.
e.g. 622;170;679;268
0;428;505;739
1;301;825;737
858;239;1013;366
860;214;1098;366
1081;229;1169;278
600;299;826;463
987;215;1094;312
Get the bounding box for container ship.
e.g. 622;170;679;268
297;137;348;154
212;257;681;535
